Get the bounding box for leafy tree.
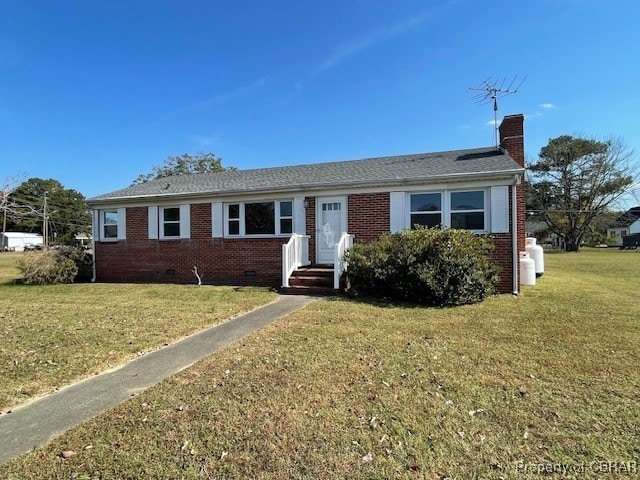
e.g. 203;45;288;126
528;135;636;251
131;152;234;185
8;178;91;245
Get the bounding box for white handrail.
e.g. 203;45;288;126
334;232;355;289
282;234;310;288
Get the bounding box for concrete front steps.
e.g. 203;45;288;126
282;265;336;296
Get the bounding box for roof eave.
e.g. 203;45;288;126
86;167;525;206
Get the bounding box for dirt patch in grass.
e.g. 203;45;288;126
1;250;639;478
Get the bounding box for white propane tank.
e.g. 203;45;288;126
519;251;536;286
525;237;544;277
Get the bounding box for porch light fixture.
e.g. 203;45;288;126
304;199;309;209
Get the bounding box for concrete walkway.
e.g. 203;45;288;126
0;294;316;465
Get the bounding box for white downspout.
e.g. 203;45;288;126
91;209;98;283
512;174;520;295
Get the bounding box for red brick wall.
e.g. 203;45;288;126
347;192;390;242
95;204;283;287
96;172;524;294
305;196;316;263
491;232;514;294
499;114;525;168
498;114;527;292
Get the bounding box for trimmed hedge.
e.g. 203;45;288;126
342;228;500;306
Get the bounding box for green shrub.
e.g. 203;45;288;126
55;246;93;282
343;228;500;306
17;249;80;285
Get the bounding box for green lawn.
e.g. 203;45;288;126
0;253;277;410
0;253;22;284
1;249;639;479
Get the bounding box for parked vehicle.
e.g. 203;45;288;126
621;233;640;250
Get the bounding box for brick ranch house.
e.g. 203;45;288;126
87;114;526;295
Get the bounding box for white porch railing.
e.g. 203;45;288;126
334;232;355;289
282;234;311;288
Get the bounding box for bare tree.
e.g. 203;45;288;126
1;174;28;248
191;266;203;286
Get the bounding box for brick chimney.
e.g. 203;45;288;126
498;114;526;294
498;114;525;167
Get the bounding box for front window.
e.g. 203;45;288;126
280;201;293;234
410;193;442;228
450;191;485;230
102;211;118;239
228;204;240;235
226;200;293;236
162;207;181;237
245;202;275;235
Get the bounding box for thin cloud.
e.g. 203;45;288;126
162;76;270;120
526;112;544;120
187;134;219;147
486;119;499;127
538;103;557;109
283;4;453;104
279;2;457;104
315;9;436;74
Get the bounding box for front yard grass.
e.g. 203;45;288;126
0;254;277;410
1;249;639;478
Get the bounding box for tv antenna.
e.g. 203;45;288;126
470;75;526;147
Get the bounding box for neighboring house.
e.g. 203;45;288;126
607;207;640;246
0;232;44;251
525;220;560;247
87;114;527;294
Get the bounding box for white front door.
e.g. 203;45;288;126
316;196;346;264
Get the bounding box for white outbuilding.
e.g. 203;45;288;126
0;232;44;251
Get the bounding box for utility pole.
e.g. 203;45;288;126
43;191;48;249
1;192;6;251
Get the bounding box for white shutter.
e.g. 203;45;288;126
148;206;158;239
293;197;306;235
212;202;223;238
92;210;100;242
389;192;406;232
117;207;127;240
179;204;191;239
490;186;509;233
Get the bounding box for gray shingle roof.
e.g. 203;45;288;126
611;207;640;228
87;147;523;204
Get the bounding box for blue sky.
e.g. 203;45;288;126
1;0;639;203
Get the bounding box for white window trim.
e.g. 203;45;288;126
100;210;118;241
224;199;294;238
405;189;489;233
449;189;488;233
98;208;126;241
409;192;443;229
159;206;181;239
148;204;190;240
279;200;294;235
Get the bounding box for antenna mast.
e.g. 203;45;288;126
470;75;526;147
